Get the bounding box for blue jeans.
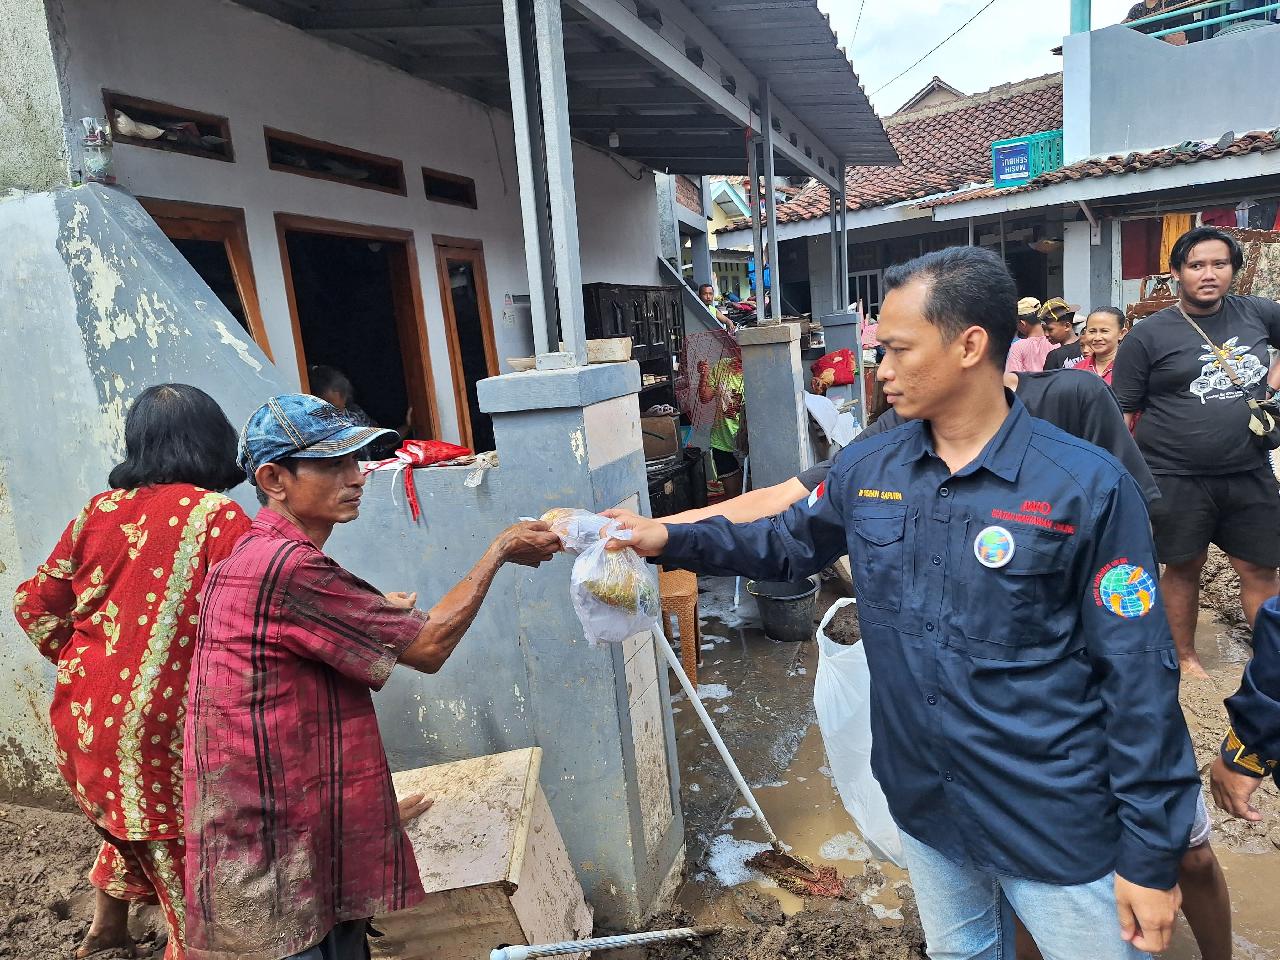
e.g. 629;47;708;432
284;920;370;960
900;831;1149;960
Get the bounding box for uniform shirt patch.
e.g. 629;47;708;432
807;481;826;508
1093;559;1157;618
974;526;1016;568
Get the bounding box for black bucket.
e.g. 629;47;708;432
748;577;820;643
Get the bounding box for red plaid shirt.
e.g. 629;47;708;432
183;509;428;960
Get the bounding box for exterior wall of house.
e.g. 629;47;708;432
42;0;659;443
0;0;72;192
0;184;682;926
1063;23;1280;162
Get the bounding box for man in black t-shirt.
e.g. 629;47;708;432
1113;226;1280;682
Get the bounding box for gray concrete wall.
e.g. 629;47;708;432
1062;218;1119;313
39;0;660;443
1;184;683;926
739;323;811;489
0;184;281;804
1064;23;1280;161
0;0;72;192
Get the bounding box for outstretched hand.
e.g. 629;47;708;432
602;509;669;557
384;591;418;609
495;521;562;567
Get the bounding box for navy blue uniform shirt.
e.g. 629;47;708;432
1222;596;1280;786
661;395;1199;888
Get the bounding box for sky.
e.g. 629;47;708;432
823;0;1141;113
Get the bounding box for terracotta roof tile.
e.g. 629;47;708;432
721;73;1063;231
929;130;1280;207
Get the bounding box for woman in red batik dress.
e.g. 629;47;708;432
13;384;251;960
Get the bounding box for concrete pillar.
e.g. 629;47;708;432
1063;218;1117;311
1070;0;1092;33
0;0;74;192
820;310;865;422
808;234;835;320
690;230;713;289
739;323;811;489
398;361;681;929
655;176;681;265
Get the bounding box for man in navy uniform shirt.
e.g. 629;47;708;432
608;247;1199;959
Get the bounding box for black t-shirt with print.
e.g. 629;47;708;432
1112;295;1280;476
1043;342;1084;370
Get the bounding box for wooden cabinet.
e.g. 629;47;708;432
583;283;682;409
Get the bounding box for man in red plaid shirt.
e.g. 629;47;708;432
183;394;560;960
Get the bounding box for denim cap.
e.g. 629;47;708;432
238;394;398;483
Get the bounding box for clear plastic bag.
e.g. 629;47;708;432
571;537;660;646
813;598;904;866
540;508;614;554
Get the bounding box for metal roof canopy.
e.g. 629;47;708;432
233;0;896;187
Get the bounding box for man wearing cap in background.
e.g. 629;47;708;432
1006;297;1056;373
1042;299;1085;370
182;394;561;960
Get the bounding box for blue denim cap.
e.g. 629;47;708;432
238;394;398;482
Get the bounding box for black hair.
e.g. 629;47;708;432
1169;227;1244;272
882;246;1018;366
1087;306;1128;329
308;364;354;402
108;384;243;491
698;283;714;292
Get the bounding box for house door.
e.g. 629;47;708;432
276;214;439;442
433;238;498;452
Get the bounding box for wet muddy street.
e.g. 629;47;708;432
665;575;1280;960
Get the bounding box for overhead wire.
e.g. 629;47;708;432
850;0;868;47
869;0;1003;96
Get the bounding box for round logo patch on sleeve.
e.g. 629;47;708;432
973;526;1015;568
1096;563;1157;618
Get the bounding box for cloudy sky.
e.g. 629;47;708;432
823;0;1142;113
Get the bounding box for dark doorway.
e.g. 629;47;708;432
1006;247;1049;301
141;199;270;356
276;215;439;441
433;238;498;452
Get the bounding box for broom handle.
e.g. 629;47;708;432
651;627;784;851
489;926;718;959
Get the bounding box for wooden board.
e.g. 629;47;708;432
372;748;592;960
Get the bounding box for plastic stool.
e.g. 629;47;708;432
659;567;701;685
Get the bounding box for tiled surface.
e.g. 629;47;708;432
720;73;1064;229
931;129;1280;207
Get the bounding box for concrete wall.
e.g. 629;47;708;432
0;185;281;805
0;0;72;192
35;0;660;443
0;186;682;924
1063;23;1280;162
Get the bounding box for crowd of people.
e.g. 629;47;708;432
11;226;1280;960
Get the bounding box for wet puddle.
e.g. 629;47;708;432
673;579;1280;959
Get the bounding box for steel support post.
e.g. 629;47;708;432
532;0;587;365
502;0;557;358
747;136;766;325
829;186;839;313
761;82;782;323
837;163;849;310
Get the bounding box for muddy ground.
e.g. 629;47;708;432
0;802;166;958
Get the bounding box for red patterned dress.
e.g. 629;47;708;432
13;484;250;959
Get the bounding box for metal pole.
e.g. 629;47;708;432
761;81;782;323
532;0;587;365
1070;0;1091;33
968;216;975;246
747;136;765;324
999;211;1007;261
837;163;849;310
829;186;839;313
501;0;556;358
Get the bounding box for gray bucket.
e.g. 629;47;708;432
747;577;820;643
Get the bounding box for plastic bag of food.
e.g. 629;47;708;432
540;508;614;554
570;533;661;646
